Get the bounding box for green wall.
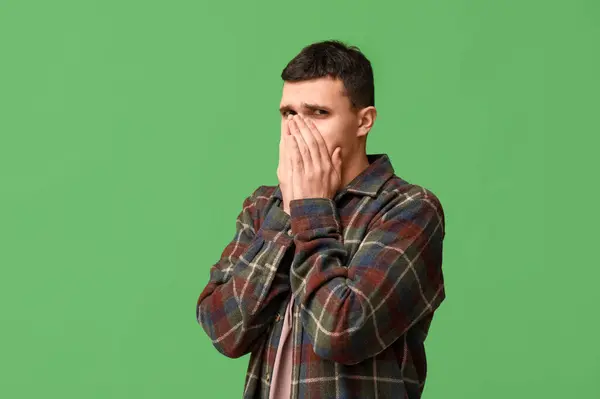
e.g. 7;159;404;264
1;0;598;397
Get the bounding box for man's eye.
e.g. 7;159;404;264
315;110;328;115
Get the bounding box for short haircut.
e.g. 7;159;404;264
281;40;375;110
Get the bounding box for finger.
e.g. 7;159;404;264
279;135;286;172
286;129;303;174
334;147;343;175
289;116;312;167
288;114;294;134
279;126;286;161
285;115;293;173
303;117;330;167
284;114;293;136
294;115;322;170
280;115;294;169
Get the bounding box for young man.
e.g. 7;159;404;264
196;40;446;399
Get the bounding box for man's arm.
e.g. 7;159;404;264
196;186;293;358
288;188;446;365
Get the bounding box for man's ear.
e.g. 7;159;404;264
357;106;377;138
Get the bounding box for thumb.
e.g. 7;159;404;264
334;147;342;172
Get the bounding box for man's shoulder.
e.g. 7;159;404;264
380;176;444;215
247;184;278;205
242;185;279;220
373;176;446;238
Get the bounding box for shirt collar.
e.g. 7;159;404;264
273;153;395;201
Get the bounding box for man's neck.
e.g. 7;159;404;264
340;152;370;190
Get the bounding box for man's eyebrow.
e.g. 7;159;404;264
279;102;332;113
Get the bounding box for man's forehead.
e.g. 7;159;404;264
280;78;346;108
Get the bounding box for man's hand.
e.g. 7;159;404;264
277;115;295;215
285;114;343;202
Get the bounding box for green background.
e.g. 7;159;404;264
1;0;598;398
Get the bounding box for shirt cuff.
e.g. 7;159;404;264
289;198;341;239
258;204;293;247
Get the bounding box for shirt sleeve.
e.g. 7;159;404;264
196;186;294;358
288;188;446;365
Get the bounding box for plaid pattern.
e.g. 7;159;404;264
197;153;446;398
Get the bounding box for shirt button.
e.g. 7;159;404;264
275;313;281;322
265;372;270;382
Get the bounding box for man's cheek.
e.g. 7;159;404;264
318;134;335;155
313;123;341;156
321;133;342;154
313;125;332;145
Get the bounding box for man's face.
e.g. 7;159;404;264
279;76;359;159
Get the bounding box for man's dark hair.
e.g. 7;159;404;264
281;40;374;110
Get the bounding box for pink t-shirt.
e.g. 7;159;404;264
269;297;294;399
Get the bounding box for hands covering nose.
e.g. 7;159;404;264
277;114;343;215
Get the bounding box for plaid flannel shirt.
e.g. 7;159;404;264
196;153;446;398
